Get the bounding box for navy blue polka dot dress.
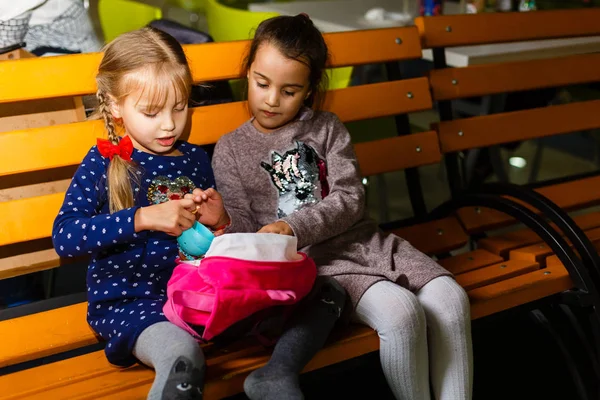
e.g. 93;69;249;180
53;141;214;367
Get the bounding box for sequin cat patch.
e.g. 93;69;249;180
261;141;329;218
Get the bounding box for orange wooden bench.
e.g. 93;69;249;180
416;8;600;269
0;22;597;398
416;11;600;396
416;9;600;240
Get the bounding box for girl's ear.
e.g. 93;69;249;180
107;95;122;119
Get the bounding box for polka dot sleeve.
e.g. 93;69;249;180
52;147;141;257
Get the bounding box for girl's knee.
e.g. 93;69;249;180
418;277;471;326
387;294;426;336
357;282;427;338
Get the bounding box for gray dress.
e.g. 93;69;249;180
212;108;451;307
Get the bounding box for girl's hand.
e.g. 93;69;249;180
258;221;294;236
135;198;197;236
186;188;230;229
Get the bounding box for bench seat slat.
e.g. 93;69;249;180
509;226;600;264
478;211;600;257
0;325;378;400
0;303;97;369
0;265;575;398
457;175;600;234
455;260;540;292
438;249;503;275
393;216;468;255
469;261;573;319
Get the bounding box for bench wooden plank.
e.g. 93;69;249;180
469;261;573;319
325;79;433;123
0;262;576;398
0;249;64;280
1;79;431;177
438;249;503;275
429;53;600;101
0;27;423;104
478;211;600;257
355;131;441;176
455;260;540;291
414;9;600;48
0;192;64;247
393;216;468;255
0;215;461;372
509;226;600;265
457;176;600;234
0;302;98;368
437;99;600;153
0;130;440;252
0;325;378;400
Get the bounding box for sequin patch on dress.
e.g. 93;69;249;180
147;176;196;205
260;141;329;218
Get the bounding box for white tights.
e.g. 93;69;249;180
353;277;473;400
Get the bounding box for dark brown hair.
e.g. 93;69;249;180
242;14;329;109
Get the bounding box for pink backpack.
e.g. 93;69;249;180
163;233;317;341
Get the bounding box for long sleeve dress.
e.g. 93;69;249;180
212;108;450;308
53;141;214;366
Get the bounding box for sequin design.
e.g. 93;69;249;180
261;141;329;218
147;176;195;205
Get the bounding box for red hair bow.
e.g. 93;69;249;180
97;136;134;161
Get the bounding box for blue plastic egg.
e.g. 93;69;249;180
177;221;215;257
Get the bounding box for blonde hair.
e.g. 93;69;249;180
95;27;193;213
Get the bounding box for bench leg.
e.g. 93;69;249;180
530;305;600;400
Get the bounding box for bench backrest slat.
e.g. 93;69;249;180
1;79;432;177
415;9;600;48
419;11;600;159
429;53;600;101
0;130;441;247
438;99;600;153
0;28;422;104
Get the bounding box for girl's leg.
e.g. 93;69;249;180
244;276;346;400
354;280;430;400
133;321;205;400
417;276;473;400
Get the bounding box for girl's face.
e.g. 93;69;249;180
110;72;188;156
247;42;312;134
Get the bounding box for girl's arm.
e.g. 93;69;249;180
212;137;261;233
280;115;366;248
52;148;143;257
53;147;196;257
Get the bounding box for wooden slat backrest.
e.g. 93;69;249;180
429;53;600;101
0;27;444;261
0;79;433;177
438;99;600;153
0;130;441;247
417;11;600;235
0;28;421;104
414;9;600;48
417;11;600;155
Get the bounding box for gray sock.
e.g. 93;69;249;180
244;277;346;400
133;321;205;400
